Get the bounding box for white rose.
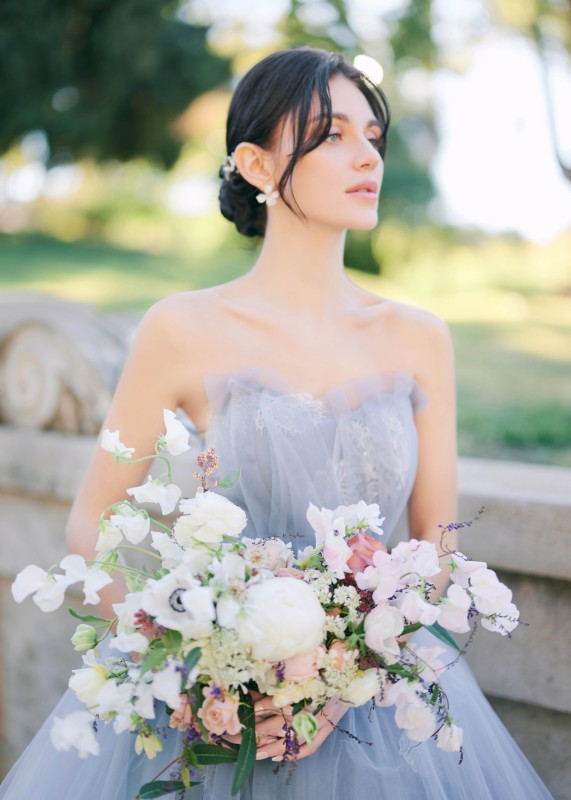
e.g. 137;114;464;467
341;668;383;706
437;722;464;752
51;711;99;758
175;491;247;545
236;577;325;661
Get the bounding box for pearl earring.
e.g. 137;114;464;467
256;184;279;207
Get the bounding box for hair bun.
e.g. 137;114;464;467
218;172;267;237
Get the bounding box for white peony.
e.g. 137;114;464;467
236;577;325;661
160;409;191;456
437;722;464;752
127;477;181;516
176;491;247;545
51;711;100;758
438;584;472;633
341;668;383;706
100;429;135;460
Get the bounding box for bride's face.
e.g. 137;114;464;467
273;74;385;231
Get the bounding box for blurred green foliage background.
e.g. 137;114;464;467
0;0;570;466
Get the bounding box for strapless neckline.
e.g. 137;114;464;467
183;367;428;439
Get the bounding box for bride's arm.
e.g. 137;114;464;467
65;299;191;618
406;311;458;600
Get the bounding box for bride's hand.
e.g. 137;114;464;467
254;696;350;762
222;691;283;748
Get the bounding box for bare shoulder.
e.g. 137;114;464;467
135;289;227;349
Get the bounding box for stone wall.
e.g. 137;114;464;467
1;427;569;798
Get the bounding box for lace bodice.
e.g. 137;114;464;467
190;367;427;549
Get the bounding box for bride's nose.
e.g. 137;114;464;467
354;137;382;170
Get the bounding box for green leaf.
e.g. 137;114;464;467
138;780;189;799
402;622;422;635
238;690;255;730
217;467;241;488
139;647;168;676
184;647;202;673
192;743;238;765
291;699;310;715
232;727;256;795
68;608;110;625
426;622;461;652
162;629;182;654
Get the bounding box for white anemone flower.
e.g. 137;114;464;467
50;711;99;758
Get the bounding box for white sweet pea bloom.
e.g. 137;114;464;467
481;602;520;635
333;501;385;536
322;525;353;579
94;678;135;717
448;553;487;589
355;550;403;603
151;660;184;710
438;584;472;633
391;539;441;582
51;711;99;758
151;530;186;568
469;568;513;616
175;491;247;545
95;519;124;553
11;565;72;612
69;650;109;708
100;429;135;459
131;676;156;720
341;668;383;706
60;554;113;605
408;645;448;683
158;409;191;456
395;696;436;742
210;552;246;585
397;589;441;626
109;631;150;654
364;603;405;661
127;477;181;516
306;503;336;546
375;676;419;708
237;577;325;662
437;722;464;752
109;505;150;545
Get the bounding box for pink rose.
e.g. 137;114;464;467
168;694;195;732
197;684;242;736
282;649;320;683
347;532;387;574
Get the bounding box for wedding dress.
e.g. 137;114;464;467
0;367;554;799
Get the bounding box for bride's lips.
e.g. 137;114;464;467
345;180;378;200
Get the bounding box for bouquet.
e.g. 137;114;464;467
12;409;520;799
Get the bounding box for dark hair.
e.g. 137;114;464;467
218;46;391;237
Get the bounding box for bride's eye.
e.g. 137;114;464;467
326;132;342;142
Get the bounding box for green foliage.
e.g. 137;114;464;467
0;0;230;167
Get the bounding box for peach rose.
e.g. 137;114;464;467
197;684;242;736
347;532;387;574
282;649;320;683
328;639;355;673
168;694;195;732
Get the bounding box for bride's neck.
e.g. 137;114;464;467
245;214;351;316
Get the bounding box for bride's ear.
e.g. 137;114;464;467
233;142;277;190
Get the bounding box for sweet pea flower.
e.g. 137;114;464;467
50;711;99;758
448;553;488;589
95;519;124;553
469;568;513;616
100;429;135;460
355;550;403;603
109;505;150;545
59;554;113;605
397;589;441;626
364;602;405;661
109;631;150;654
71;624;99;653
11;565;73;612
157;409;191;456
69;650;109;708
395;696;437;742
176;491;247;545
322;526;353;579
333;501;385;535
346;531;387;574
151;660;184;711
438;584;472;633
305;503;337;546
127;477;181;516
391;538;441;582
481;603;520;635
150;531;185;568
437;722;464;752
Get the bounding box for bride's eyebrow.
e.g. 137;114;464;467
310;111;383;131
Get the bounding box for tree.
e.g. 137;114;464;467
0;0;230;167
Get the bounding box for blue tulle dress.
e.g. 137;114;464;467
0;368;554;799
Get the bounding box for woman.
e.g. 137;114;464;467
1;47;553;799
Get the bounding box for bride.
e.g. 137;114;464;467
1;46;553;798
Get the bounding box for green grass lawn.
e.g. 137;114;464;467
1;231;570;466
